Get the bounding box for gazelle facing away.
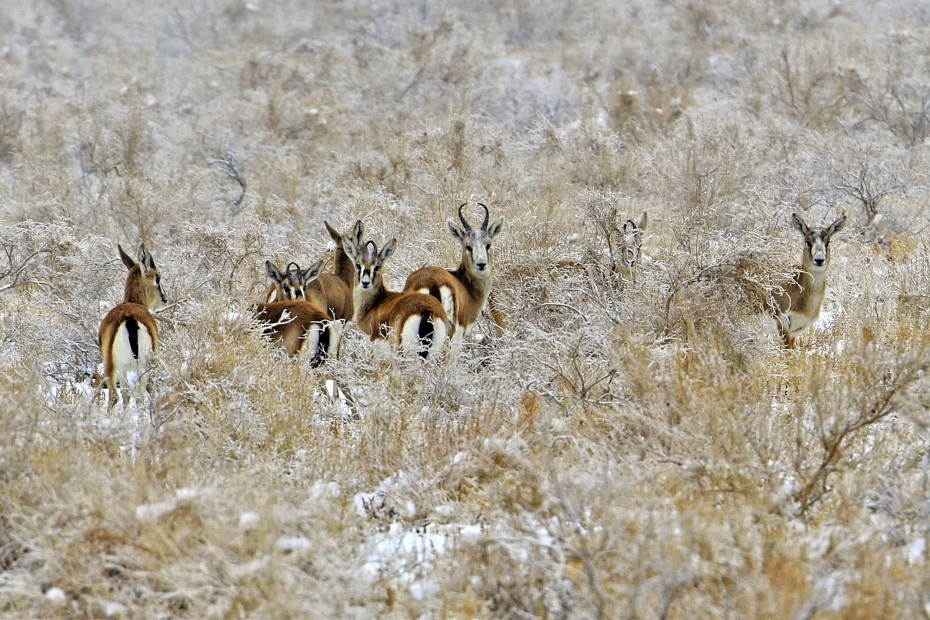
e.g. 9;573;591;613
403;203;504;347
343;237;448;359
256;260;332;365
773;212;847;347
610;211;648;282
99;244;167;409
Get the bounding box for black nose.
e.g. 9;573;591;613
814;258;825;267
476;262;487;270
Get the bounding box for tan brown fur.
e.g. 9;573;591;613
98;244;167;409
773;212;847;347
403;203;503;346
343;237;448;358
253;300;331;363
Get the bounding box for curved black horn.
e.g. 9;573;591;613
478;203;489;230
457;202;471;232
286;261;301;275
364;240;377;257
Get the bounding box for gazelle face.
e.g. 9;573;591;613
614;212;648;273
266;260;324;300
119;244;167;310
343;238;395;292
447;203;504;277
792;213;847;272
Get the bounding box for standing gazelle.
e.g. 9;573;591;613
256;260;332;365
403;203;504;347
773;212;847;347
342;237;448;359
99;244;167;409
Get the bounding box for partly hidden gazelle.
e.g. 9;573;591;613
342;236;448;359
255;260;332;365
611;211;648;282
264;221;363;357
99;244;167;409
773;212;847;347
403;203;503;348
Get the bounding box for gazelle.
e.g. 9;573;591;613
773;212;847;347
256;260;332;365
263;221;363;357
403;203;504;347
610;211;648;282
99;244;167;409
342;237;448;359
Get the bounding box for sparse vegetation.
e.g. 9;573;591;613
2;0;930;617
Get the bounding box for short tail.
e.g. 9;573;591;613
417;311;434;359
308;322;330;368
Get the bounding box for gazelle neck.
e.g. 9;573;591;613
334;247;355;287
123;270;151;307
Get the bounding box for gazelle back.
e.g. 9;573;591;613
98;244;167;409
773;212;847;347
343;237;448;359
403;203;504;346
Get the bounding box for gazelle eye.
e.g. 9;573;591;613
485;244;491;251
466;246;473;255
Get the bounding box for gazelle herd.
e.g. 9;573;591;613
98;205;848;406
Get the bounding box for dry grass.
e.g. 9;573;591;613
3;0;930;617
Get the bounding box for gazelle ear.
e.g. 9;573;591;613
446;219;466;243
791;213;809;235
380;238;397;261
487;217;504;239
303;259;324;284
266;260;285;283
826;214;847;236
138;245;156;274
637;211;648;231
118;244;137;270
324;221;340;243
341;237;359;261
352;220;364;246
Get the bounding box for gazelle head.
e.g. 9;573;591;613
343;238;395;292
792;212;847;272
446;203;504;278
119;243;167;310
609;211;648;276
265;260;324;300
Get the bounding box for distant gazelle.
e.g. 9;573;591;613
99;244;167;409
342;237;448;359
403;203;504;347
774;212;847;347
256;260;332;365
611;211;648;282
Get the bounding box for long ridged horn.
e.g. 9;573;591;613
458;202;471;232
478;203;489;230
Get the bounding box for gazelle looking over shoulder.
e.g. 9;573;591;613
342;237;448;359
403;203;504;346
773;212;847;347
256;260;333;365
99;244;167;409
